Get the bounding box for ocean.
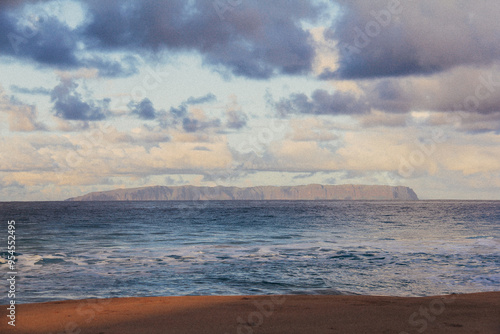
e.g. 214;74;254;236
1;200;499;304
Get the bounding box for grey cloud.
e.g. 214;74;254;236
169;105;187;118
276;89;370;116
51;78;108;121
293;172;317;180
82;0;324;79
84;55;140;78
426;112;500;134
185;93;216;105
365;68;500;115
345;67;500;130
0;0;24;8
327;1;500;79
277;68;500;127
132;132;170;144
167;93;248;132
165;93;221;130
181;118;197;132
169;93;217;119
225;97;248;129
456;113;500;134
0;1;42;9
363;80;413;113
108;125;170;144
193;146;211;151
0;11;78;67
129;98;159;120
226;109;248;129
1;0;325;79
278;65;500;126
182;117;221;133
163;176;187;186
0;3;139;77
201;167;252;183
11;0;500;83
323;177;337;184
10;85;51;95
357;111;409;128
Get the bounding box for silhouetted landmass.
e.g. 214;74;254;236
66;184;419;201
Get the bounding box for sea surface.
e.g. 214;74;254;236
1;200;499;304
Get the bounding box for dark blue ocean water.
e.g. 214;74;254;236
1;200;499;304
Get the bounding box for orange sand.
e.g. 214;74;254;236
1;292;499;333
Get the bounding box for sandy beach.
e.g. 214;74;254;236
1;292;499;333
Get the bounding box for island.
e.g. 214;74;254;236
66;184;419;201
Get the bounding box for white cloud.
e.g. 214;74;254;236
0;88;47;132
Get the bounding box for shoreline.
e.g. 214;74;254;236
1;292;499;333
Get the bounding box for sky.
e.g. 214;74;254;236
1;0;500;201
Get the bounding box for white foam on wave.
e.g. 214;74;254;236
17;254;44;268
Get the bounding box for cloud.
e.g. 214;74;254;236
226;109;248;129
0;2;139;77
7;0;500;83
267;140;340;171
165;93;222;132
128;126;170;144
163;175;187;186
200;166;251;184
0;90;46;131
172;94;250;133
182;117;221;133
169;104;188;118
287;118;340;141
276;89;370;116
323;176;337;184
357;110;409;128
426;111;500;134
169;93;217;119
326;1;500;79
5;102;47;132
0;0;327;79
185;93;217;105
0;9;79;67
128;98;159;120
1;122;234;197
362;66;500;115
10;85;51;95
436;141;500;176
83;55;140;78
78;0;323;79
51;78;109;121
225;95;247;129
193;146;211;151
300;66;500;128
0;135;56;172
0;0;42;9
456;113;500;134
293;172;317;179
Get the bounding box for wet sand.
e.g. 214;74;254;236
1;292;499;333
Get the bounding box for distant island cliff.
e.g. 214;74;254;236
66;184;419;201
